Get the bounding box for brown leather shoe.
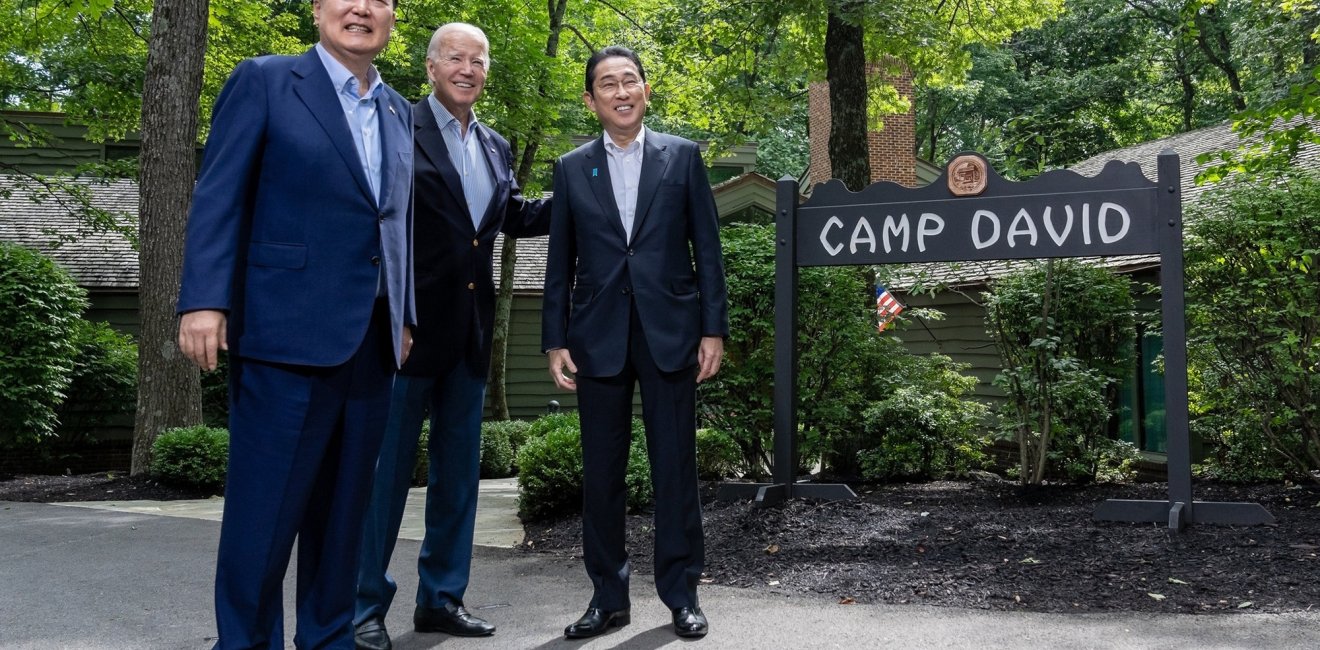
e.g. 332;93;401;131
672;606;708;638
414;602;496;637
564;607;631;639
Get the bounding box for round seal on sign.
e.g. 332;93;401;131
947;155;988;196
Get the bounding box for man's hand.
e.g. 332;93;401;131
697;336;723;383
547;348;578;391
401;326;414;366
178;310;228;371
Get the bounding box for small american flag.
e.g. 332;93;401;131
876;285;904;332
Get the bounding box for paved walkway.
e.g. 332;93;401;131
4;480;1320;649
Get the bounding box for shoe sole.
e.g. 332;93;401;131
413;624;495;637
564;614;630;639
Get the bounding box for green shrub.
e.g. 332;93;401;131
985;259;1135;484
56;320;137;439
412;418;431;487
480;422;517;479
200;353;230;429
1185;170;1320;480
857;355;990;481
483;419;533;474
0;243;88;444
516;412;652;521
151;425;229;490
695;428;741;479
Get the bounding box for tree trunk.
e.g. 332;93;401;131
131;0;209;475
1193;5;1246;111
825;0;870;191
488;0;570;420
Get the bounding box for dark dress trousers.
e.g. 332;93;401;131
354;96;550;623
542;128;729;611
176;48;414;649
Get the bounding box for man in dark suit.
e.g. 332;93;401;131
351;22;550;650
176;1;412;647
542;45;729;640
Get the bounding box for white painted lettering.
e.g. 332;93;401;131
882;214;910;253
850;217;876;255
1007;208;1039;248
1043;206;1071;246
972;210;1000;249
1098;202;1130;243
820;216;844;256
917;213;944;252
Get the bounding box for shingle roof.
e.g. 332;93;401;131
0;175;138;289
491;233;548;292
892;120;1320;290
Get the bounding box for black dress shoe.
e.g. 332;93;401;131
672;606;708;638
414;602;496;637
354;617;391;650
563;607;631;639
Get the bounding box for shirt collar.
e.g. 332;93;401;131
315;43;382;100
603;127;645;155
427;94;480;136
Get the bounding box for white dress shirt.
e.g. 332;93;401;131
603;128;645;242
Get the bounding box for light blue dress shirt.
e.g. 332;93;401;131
316;43;385;205
604;128;645;243
428;94;496;229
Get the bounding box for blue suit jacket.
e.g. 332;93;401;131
541;129;729;376
178;48;414;367
404;98;549;378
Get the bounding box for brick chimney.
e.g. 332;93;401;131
807;59;917;188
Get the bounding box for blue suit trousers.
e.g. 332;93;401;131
354;364;486;625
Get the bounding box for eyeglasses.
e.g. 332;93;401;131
595;78;644;94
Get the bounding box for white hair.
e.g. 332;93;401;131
427;22;490;69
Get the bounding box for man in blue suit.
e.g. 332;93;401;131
542;45;729;640
351;22;550;650
176;1;412;647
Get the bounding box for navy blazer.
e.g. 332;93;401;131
177;48;415;367
405;98;549;378
541;129;729;376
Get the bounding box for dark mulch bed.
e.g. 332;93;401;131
0;472;217;502
522;480;1320;614
7;472;1317;614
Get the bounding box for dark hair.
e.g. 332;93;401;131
585;46;646;94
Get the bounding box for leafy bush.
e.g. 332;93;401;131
702;224;907;479
695;428;741;479
412;419;431;487
483;419;533;475
200;354;229;429
516;412;652;521
151;425;229;490
1184;170;1320;480
0;243;88;444
857;354;990;481
985;259;1135;484
480;422;517;479
56;320;137;439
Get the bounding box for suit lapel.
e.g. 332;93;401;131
582;138;628;242
413;99;470;223
291;48;375;207
630;129;672;241
377;91;410;212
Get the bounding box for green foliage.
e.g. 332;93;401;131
701;224;900;478
1184;170;1320;480
985;259;1136;484
857;355;990;481
200;354;230;429
479;421;518;479
412;419;431;487
56;320;137;439
695;428;742;480
516;412;652;522
484;419;534;469
151;425;229;490
0;243;88;444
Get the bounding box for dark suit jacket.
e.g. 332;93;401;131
404;98;550;378
177;48;415;367
541;128;729;376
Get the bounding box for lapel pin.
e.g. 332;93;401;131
592;168;598;177
388;104;396;115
